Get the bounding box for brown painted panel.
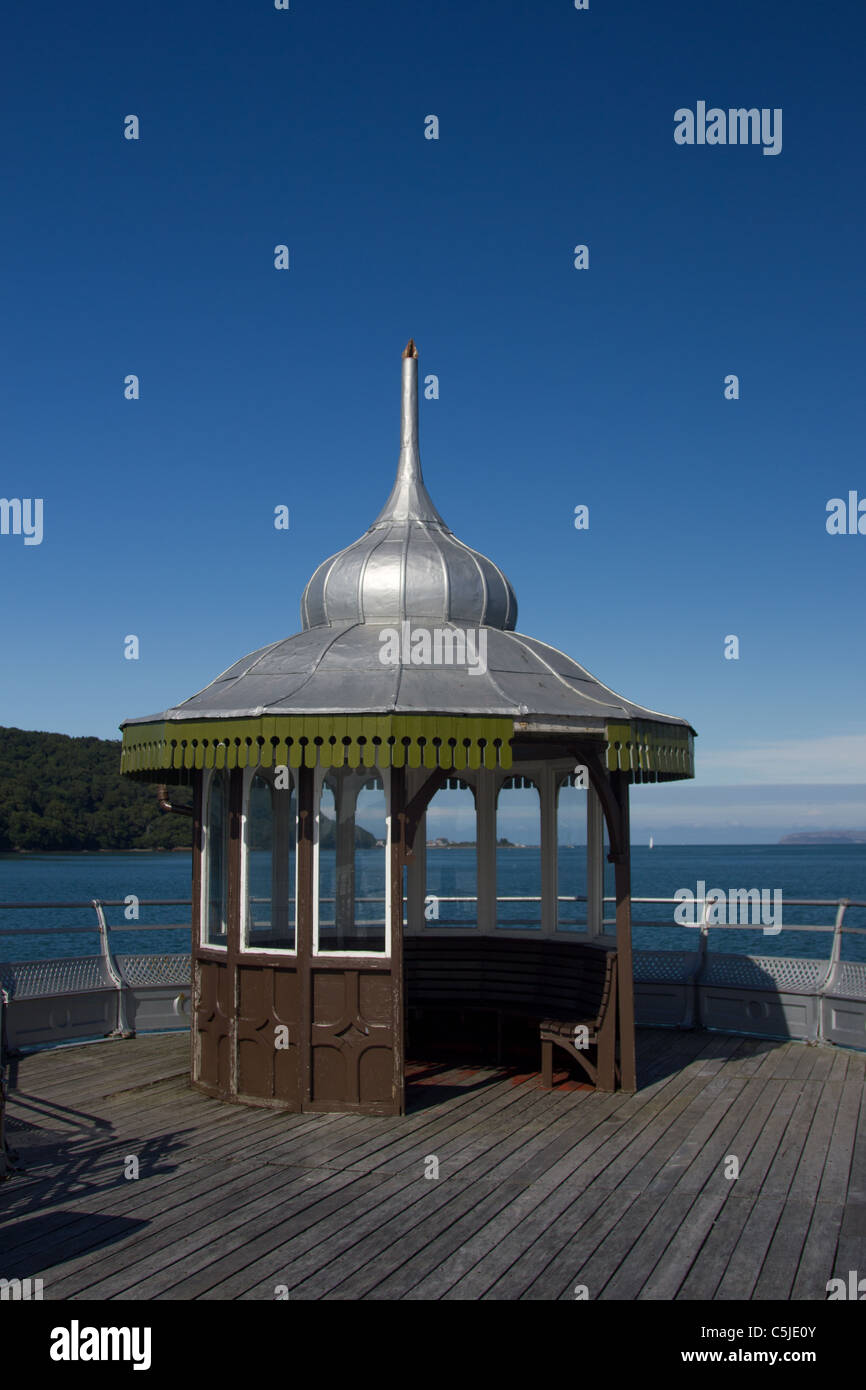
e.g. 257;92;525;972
311;1043;346;1103
274;966;301;1022
236;962;301;1107
358;971;391;1024
313;971;348;1026
358;1045;393;1103
195;958;231;1093
309;965;396;1110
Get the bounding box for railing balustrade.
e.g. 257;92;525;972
2;895;863;959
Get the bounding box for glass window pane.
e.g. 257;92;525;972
316;768;387;954
424;782;477;928
495;779;541;931
603;816;616;932
204;770;229;947
244;769;297;951
557;777;588;931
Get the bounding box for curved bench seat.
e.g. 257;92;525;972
404;936;619;1091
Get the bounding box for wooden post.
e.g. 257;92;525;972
611;770;636;1092
406;770;427;934
297;764;314;1108
390;764;407;1115
227;768;244;1096
476;774;496;934
190;773;203;1087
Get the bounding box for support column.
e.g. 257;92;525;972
297;764;314;1108
407;812;426;932
190;773;204;1086
389;764;406;1114
227;769;244;1096
610;771;636;1092
272;773;291;941
405;769;426;932
476;774;497;933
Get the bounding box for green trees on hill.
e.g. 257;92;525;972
0;727;192;851
0;728;381;852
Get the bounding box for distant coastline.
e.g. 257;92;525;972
778;831;866;845
426;837;527;849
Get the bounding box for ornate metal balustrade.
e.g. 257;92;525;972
0;896;864;1052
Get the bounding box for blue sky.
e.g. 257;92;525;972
1;0;864;841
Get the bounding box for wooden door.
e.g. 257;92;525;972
304;765;406;1115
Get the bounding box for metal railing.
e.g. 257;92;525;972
0;900;191;1034
1;894;864;966
1;895;864;1050
407;893;866;962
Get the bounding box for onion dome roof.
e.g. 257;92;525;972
120;339;696;782
300;340;517;631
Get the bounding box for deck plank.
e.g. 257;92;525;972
2;1028;863;1301
571;1070;781;1299
627;1076;792;1300
451;1068;734;1300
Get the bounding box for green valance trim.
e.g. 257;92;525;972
605;721;695;780
120;714;516;776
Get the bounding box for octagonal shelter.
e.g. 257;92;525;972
120;341;695;1115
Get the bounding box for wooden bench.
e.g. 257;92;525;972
404;937;619;1091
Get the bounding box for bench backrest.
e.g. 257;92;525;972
404;937;617;1025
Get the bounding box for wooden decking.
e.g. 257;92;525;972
1;1028;864;1300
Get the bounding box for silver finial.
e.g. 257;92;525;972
371;339;445;527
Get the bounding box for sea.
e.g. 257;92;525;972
0;844;864;964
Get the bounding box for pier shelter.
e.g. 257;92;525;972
120;341;695;1115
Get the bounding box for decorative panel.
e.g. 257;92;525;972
236;963;301;1108
194;959;231;1094
309;966;397;1112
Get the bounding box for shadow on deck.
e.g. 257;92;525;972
1;1028;863;1301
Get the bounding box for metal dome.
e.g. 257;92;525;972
301;340;517;631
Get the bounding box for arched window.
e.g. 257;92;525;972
203;769;229;948
556;773;588;931
423;780;477;929
315;767;387;954
243;767;297;951
495;776;541;931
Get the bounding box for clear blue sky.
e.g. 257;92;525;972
2;0;864;841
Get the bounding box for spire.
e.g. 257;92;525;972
371;339;446;528
300;337;518;630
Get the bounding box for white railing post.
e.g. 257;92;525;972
93;899;133;1038
821;899;848;993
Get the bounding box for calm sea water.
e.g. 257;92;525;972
0;844;864;963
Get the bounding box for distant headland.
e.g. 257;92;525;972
778;831;866;845
426;837;525;848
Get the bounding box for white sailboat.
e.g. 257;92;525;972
649;835;654;849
